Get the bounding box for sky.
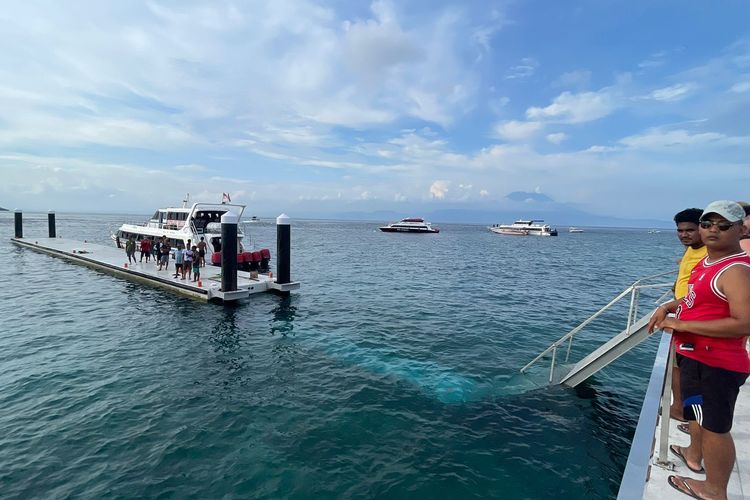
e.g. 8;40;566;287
1;1;750;220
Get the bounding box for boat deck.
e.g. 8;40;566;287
619;333;749;499
11;237;299;302
643;386;749;499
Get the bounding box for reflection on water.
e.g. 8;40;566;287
209;305;241;354
271;296;296;336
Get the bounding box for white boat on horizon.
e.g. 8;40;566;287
379;217;440;233
489;220;558;236
569;227;584;233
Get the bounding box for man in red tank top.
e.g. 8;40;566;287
648;200;750;500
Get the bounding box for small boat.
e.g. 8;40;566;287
489;220;558;236
569;227;584;233
243;216;260;223
379;217;439;233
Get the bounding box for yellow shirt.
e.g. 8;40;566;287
675;245;707;299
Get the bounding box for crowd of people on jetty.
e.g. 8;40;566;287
123;235;207;283
648;200;750;500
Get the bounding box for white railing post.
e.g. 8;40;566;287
549;345;558;383
656;339;675;465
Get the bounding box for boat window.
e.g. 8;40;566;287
151;211;159;220
192;210;228;233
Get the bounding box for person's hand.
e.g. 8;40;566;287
657;316;679;332
648;306;668;334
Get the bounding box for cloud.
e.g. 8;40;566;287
553;70;591;89
638;50;669;69
505;57;539;80
429;180;449;199
546;132;568;144
730;81;750;93
494;120;542;141
647;83;694;101
618;128;750;149
526;90;617;124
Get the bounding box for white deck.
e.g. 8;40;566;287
11;237;299;301
643;385;749;500
619;332;749;499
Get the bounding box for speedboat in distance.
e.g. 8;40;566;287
379;217;440;234
569;227;584;233
489;220;558;236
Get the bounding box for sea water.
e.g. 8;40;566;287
0;213;680;498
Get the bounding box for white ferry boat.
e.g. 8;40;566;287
112;197;247;260
379;217;440;233
569;227;584;233
489;220;558;236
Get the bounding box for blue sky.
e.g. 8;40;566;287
1;1;749;220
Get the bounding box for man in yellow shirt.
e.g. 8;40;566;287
670;208;707;423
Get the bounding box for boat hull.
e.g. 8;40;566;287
379;227;439;234
489;227;557;236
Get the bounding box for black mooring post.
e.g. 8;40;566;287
276;214;291;284
14;210;22;239
48;211;56;238
220;211;238;293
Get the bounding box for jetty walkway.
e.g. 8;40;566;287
11;237;298;302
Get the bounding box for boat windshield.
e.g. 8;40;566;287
193;210;229;234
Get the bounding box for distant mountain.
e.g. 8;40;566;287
328;204;672;228
505;191;554;203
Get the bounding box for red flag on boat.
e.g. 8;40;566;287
222;192;231;203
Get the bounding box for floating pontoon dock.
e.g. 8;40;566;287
11;237;299;302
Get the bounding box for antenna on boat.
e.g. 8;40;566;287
182;193;190;208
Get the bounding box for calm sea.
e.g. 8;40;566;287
0;212;680;499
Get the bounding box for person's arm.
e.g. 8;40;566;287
647;298;681;333
658;265;750;338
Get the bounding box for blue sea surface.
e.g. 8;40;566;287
0;213;680;498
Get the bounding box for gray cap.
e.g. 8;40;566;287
700;200;745;223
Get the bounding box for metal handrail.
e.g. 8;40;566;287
520;270;676;381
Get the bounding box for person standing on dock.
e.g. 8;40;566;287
125;236;137;265
158;237;170;271
670;208;707;424
197;237;207;267
173;244;185;279
182;244;193;280
139;238;151;263
649;200;750;500
191;246;200;282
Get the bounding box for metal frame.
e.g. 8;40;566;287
520;270;675;383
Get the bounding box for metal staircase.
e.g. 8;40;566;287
520;270;675;387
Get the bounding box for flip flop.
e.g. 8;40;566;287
677;423;690;435
668;475;707;499
670;444;705;474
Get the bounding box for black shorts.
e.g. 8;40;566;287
175;263;183;271
678;356;748;433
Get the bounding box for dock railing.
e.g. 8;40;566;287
520;270;676;383
616;332;674;499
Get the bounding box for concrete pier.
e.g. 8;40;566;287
10;237;299;303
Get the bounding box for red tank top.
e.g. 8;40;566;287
675;252;750;373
